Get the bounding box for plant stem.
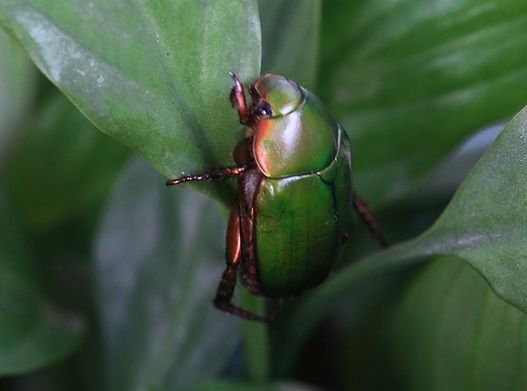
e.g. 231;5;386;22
240;289;270;382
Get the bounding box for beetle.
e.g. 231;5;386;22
167;72;387;321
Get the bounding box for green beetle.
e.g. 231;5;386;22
167;73;386;321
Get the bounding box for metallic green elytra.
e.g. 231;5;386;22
250;75;352;297
167;73;386;322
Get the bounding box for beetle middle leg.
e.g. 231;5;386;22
353;191;389;247
213;204;269;322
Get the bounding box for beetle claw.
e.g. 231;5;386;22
228;71;249;123
229;88;236;108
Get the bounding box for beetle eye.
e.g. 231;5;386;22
254;100;273;117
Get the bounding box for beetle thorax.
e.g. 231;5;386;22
251;91;340;178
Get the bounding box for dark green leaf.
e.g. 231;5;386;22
0;27;36;161
275;104;527;370
6;92;130;229
320;1;527;204
178;380;324;391
94;158;240;391
0;1;261;183
392;259;527;391
259;0;320;87
0;190;83;376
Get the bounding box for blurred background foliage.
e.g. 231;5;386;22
1;0;527;390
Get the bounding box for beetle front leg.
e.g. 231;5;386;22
228;71;249;124
166;165;248;186
353;191;389;247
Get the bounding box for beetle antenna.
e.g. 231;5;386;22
228;71;249;124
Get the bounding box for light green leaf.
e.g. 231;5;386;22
415;105;527;312
94;158;240;391
0;1;261;185
259;0;320;88
320;1;527;204
0;190;83;376
393;259;527;391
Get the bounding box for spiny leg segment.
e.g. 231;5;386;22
352;191;389;247
214;204;269;322
166;72;268;322
166;165;248;186
213;264;268;322
167;166;268;322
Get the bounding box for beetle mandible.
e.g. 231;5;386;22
167;72;387;321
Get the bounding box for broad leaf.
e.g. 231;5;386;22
0;27;36;161
275;104;527;371
0;1;261;184
416;105;527;312
320;1;527;204
259;0;320;88
393;259;527;391
94;158;239;391
6;92;130;229
0;189;83;376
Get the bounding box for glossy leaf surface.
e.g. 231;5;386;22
0;0;261;181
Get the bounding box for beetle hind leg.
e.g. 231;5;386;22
213;264;268;322
353;191;389;247
213;204;269;322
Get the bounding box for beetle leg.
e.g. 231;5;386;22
213;205;269;322
353;191;389;247
213;265;268;322
237;169;264;295
166;165;248;186
228;71;249;124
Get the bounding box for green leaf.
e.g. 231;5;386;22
0;27;36;161
275;104;527;371
392;258;527;391
94;158;240;391
0;190;83;376
259;0;320;87
320;1;527;204
0;1;261;182
417;105;527;312
6;92;130;229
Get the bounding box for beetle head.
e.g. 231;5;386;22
229;72;305;127
250;73;304;118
